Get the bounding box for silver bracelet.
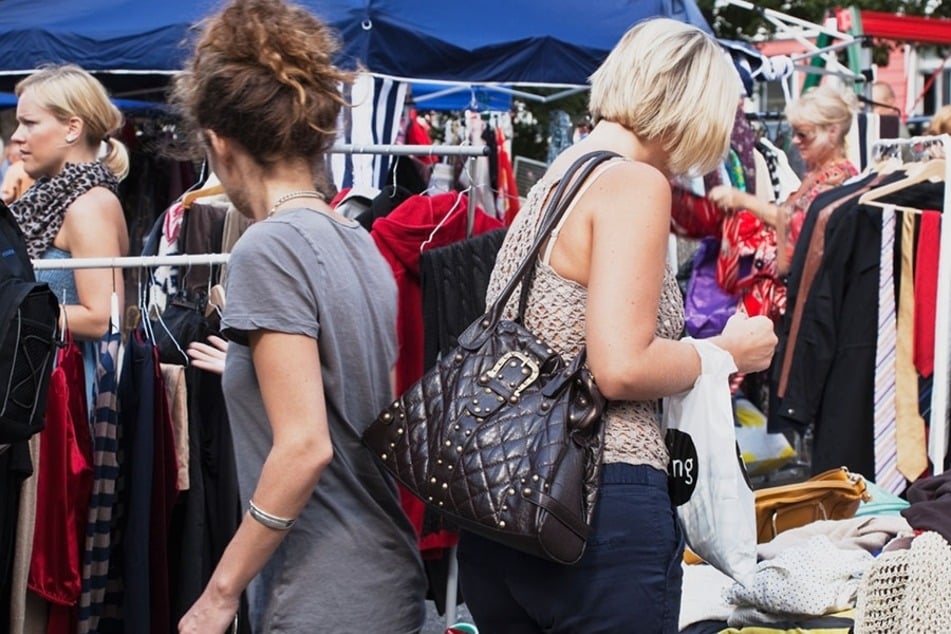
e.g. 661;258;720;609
248;499;296;531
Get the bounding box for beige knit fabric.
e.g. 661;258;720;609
853;531;951;633
486;160;684;471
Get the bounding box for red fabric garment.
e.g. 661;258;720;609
29;338;93;634
717;209;776;295
914;211;941;378
403;109;439;168
717;209;785;321
371;192;504;553
715;160;856;323
496;127;521;225
670;188;722;239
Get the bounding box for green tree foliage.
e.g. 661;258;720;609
511;88;590;163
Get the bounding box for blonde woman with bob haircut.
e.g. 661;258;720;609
10;63;130;395
456;18;777;634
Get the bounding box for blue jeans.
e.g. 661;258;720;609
458;463;684;634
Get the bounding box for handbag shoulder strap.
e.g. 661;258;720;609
511;150;621;320
540;158;626;266
486;150;619;323
460;150;620;350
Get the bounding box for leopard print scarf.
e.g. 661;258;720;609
11;161;119;260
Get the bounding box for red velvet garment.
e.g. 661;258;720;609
371;192;504;553
28;338;93;633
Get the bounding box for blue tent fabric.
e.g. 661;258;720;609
410;83;512;112
0;0;711;86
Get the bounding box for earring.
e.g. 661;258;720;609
65;135;77;143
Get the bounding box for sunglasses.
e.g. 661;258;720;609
792;127;816;143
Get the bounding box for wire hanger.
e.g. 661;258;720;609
420;144;479;252
136;266;188;364
389;156;400;197
108;263;120;337
420;184;471;253
58;289;69;347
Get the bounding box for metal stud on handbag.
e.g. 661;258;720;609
363;151;619;564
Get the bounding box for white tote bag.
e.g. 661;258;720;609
662;338;757;586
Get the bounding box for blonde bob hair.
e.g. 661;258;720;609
785;84;857;148
589;18;739;177
16;64;130;180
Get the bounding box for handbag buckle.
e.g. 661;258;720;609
469;351;541;416
488;351;540;399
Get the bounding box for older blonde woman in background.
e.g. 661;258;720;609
708;84;859;275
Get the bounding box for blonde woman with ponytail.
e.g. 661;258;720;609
10;63;129;343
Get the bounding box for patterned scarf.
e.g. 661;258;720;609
11;161;119;259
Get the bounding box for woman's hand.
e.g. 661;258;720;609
187;335;229;375
707;184;740;210
178;587;239;634
714;312;777;374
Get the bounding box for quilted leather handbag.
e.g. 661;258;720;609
363;151;618;564
753;466;871;543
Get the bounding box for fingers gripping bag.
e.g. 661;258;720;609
662;338;757;586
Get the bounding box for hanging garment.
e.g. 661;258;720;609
77;326;121;634
913;211;941;378
104;328;159;633
371;192;504;396
420;228;508;370
148;343;179;634
872;206;902;495
774;173;884;403
371;192;503;560
160;364;190;491
167;365;244;631
496;127;520;225
772;198;886;477
1;441;34;632
772;177;943;478
28;337;93;634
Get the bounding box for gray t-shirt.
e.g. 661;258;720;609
221;208;426;633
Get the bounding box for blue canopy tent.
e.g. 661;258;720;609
0;0;713;196
0;0;711;95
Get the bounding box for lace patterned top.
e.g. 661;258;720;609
486;159;684;470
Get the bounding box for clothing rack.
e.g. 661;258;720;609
32;253;231;270
869;133;951;476
331;142;489;238
330;143;488;157
32;140;491;629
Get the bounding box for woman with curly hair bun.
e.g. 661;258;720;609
172;1;426;632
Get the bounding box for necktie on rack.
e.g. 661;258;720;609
873;205;904;495
895;210;929;482
914;211;941;378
